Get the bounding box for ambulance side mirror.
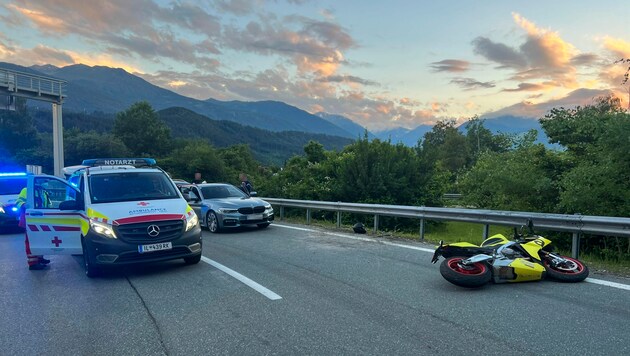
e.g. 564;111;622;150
59;200;80;211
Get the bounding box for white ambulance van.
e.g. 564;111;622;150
25;158;201;277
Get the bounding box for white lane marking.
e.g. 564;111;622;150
274;223;630;291
584;278;630;291
201;256;282;300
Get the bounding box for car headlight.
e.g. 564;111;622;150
264;204;273;213
185;214;199;231
218;208;238;214
90;220;117;238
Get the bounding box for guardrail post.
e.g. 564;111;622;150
336;211;341;228
571;232;580;259
419;218;425;241
306;208;311;225
280;206;284;221
483;224;489;239
374;214;379;234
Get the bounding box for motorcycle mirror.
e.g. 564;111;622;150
527;219;535;234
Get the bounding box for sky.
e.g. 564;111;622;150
0;0;628;131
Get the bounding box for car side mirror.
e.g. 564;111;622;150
249;191;257;197
59;200;80;211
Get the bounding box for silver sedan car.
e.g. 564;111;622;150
181;183;274;233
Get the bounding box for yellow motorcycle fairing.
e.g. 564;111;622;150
506;258;546;282
520;237;552;261
480;234;510;247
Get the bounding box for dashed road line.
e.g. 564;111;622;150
274;223;630;291
201;256;282;300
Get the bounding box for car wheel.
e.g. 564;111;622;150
82;238;100;278
207;211;221;233
257;223;270;229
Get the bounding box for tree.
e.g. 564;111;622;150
0;97;39;162
63;129;130;165
113;102;172;156
161;140;226;183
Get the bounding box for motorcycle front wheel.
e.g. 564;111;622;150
543;256;589;282
439;256;492;288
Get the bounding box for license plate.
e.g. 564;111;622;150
248;214;263;220
138;242;172;253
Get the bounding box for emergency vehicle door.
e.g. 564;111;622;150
26;175;83;255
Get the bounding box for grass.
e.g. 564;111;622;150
278;215;630;278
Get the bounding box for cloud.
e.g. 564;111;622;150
450;77;496;90
429;59;470;72
484;88;613;118
472;37;527;69
571;53;599;66
222;17;355;76
502;82;555;92
317;74;377;86
471;13;584;90
3;0;222;71
603;37;630;58
214;0;257;15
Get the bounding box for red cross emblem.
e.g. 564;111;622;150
52;236;62;247
138;202;149;206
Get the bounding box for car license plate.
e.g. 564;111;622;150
138;242;172;253
248;214;263;220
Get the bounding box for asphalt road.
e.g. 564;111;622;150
1;223;629;355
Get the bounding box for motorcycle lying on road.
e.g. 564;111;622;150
431;223;589;288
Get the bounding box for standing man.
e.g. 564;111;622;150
239;173;253;196
15;187;50;270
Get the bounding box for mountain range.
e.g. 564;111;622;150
2;62;552;148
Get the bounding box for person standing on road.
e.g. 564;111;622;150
15;187;50;270
239;173;253;196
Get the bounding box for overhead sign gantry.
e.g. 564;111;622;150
0;67;67;177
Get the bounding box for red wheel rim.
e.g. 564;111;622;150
447;258;487;275
545;257;585;274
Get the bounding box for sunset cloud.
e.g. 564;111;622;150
450;77;496;90
429;59;470;72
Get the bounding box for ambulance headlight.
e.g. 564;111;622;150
185;214;199;232
90;220;117;238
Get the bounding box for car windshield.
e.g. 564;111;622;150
0;178;26;195
201;185;247;199
88;171;179;203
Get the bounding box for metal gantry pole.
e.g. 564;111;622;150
52;103;64;177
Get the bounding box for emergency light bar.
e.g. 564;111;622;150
81;158;157;167
0;172;27;177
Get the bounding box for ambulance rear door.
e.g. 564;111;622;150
26;175;84;255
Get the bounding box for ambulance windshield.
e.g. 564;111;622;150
88;172;179;203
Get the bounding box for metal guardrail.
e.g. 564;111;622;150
262;198;630;258
0;67;66;103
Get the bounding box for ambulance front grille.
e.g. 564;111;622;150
115;220;184;243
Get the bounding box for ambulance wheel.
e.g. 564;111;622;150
184;253;202;265
82;239;101;278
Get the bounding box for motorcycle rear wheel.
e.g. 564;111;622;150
440;256;492;288
543;256;589;282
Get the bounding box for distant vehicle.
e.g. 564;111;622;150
0;172;27;233
172;179;190;187
180;183;274;233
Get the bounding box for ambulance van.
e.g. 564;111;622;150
24;158;202;277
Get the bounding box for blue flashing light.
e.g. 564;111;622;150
0;172;27;177
81;158;157;167
11;207;18;212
